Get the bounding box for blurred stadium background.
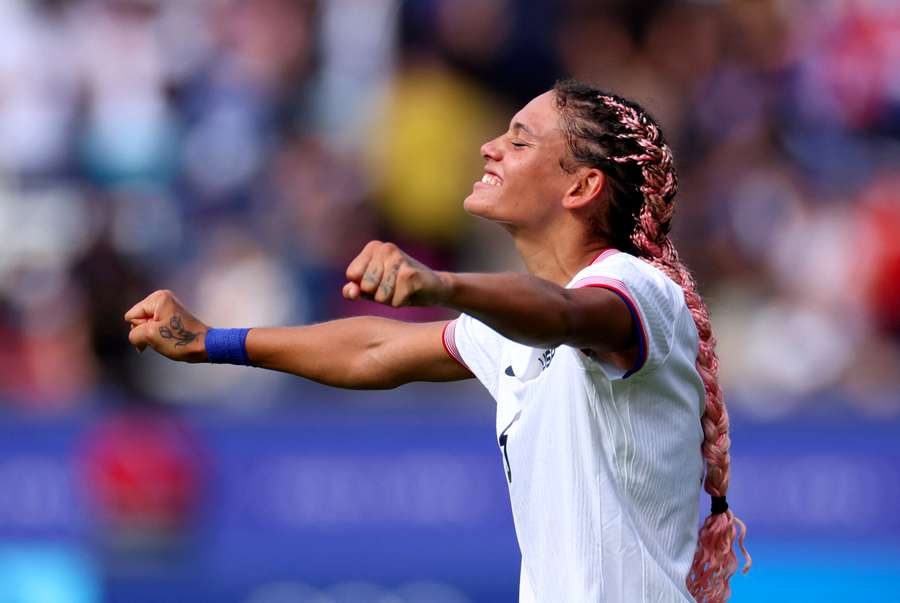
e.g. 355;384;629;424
0;0;899;601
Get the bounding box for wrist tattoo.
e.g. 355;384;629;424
159;315;198;347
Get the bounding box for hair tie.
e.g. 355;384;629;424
711;496;729;515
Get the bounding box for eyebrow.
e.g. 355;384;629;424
511;121;538;137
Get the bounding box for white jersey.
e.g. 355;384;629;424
442;249;705;602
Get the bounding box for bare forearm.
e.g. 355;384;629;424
439;272;577;347
246;317;408;389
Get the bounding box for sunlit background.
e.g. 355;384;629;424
1;0;899;601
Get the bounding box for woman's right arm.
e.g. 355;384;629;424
246;318;470;389
124;290;471;390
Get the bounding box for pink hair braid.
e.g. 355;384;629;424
597;94;752;603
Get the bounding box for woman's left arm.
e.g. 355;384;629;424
343;241;636;354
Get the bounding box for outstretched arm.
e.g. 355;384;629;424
124;290;470;389
246;319;468;389
125;239;635;388
343;241;635;354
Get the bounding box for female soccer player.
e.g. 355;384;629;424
126;80;749;602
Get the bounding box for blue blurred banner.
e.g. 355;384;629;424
0;399;898;602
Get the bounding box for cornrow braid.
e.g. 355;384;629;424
555;79;750;603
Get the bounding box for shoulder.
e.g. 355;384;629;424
570;251;684;309
570;251;690;377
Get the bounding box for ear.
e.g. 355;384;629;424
562;168;605;210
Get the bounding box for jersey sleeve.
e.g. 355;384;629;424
570;256;678;378
441;314;505;398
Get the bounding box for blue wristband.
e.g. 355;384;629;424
205;328;251;366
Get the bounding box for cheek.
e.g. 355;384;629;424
508;158;567;203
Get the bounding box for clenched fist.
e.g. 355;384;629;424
124;290;209;362
343;241;450;307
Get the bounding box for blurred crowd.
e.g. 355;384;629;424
1;0;898;418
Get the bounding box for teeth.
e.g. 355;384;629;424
481;173;502;187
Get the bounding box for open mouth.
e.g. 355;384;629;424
480;173;502;187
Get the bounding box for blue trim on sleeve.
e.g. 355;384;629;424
581;286;647;378
614;291;647;378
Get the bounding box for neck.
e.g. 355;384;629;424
511;222;611;287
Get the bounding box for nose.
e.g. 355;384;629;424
481;135;502;161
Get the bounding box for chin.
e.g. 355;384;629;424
463;192;481;213
463;195;498;221
465;186;501;213
464;186;524;229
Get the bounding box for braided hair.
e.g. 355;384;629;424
554;79;750;602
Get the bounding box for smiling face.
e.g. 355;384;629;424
464;91;578;230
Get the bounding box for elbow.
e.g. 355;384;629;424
560;300;582;347
521;293;579;349
344;350;403;390
514;332;566;349
507;320;571;349
343;372;401;391
342;380;398;391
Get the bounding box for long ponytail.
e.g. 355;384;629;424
555;80;750;602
